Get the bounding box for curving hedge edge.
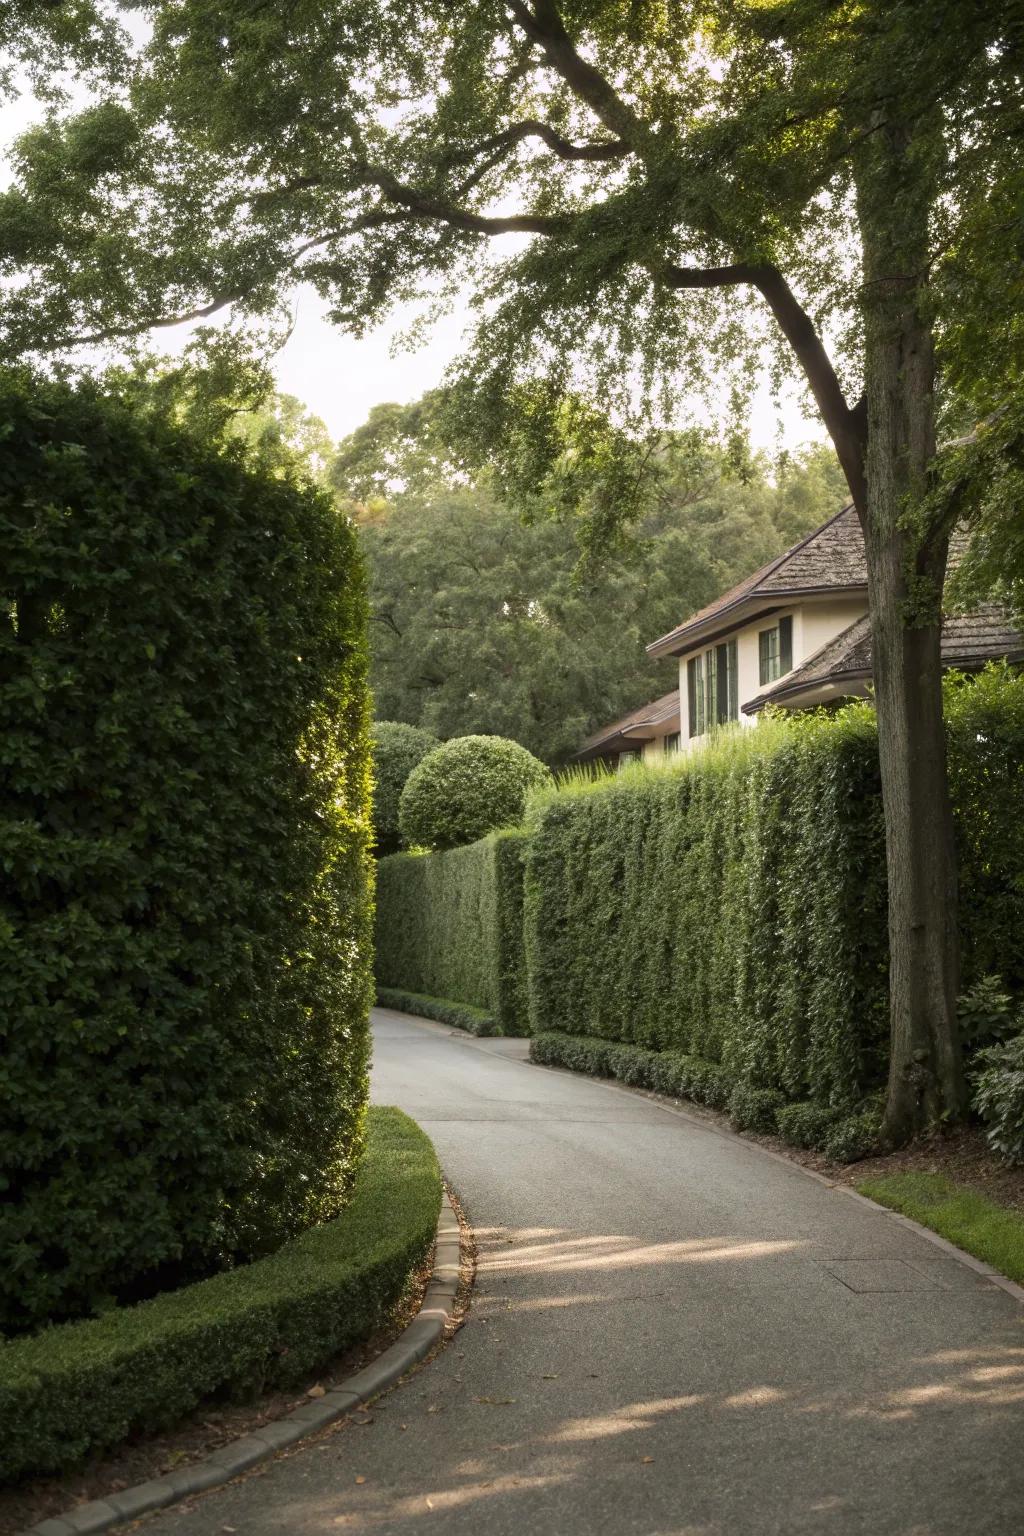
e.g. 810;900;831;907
376;986;502;1037
530;1032;879;1163
0;1107;441;1484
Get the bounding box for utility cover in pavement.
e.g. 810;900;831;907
824;1259;944;1292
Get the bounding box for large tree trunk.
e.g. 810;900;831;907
856;120;968;1145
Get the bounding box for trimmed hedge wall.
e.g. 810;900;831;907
0;1108;440;1483
525;672;1024;1122
375;829;530;1035
1;374;373;1335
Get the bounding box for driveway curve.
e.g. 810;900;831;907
149;1008;1024;1536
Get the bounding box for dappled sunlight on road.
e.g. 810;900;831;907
474;1225;806;1274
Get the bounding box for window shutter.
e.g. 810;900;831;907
716;642;729;725
759;629;771;686
779;615;793;674
728;638;738;720
687;659;698;737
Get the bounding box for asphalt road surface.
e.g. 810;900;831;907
148;1007;1024;1536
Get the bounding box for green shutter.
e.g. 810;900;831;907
759;629;771;686
716;642;730;724
687;659;698;737
728;638;738;720
779;615;793;674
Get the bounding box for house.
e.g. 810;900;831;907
578;504;1024;766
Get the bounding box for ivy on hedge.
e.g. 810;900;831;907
0;1108;440;1484
525;673;1024;1140
375;829;530;1035
0;372;373;1335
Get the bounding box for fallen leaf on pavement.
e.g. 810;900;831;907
307;1384;326;1399
642;1456;655;1465
355;1475;366;1485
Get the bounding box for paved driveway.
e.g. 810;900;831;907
149;1008;1024;1535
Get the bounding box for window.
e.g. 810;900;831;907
758;615;793;686
664;731;681;754
688;639;739;737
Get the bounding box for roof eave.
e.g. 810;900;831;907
647;584;868;660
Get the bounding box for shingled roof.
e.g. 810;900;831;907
647;504;865;659
576;689;681;761
744;603;1024;714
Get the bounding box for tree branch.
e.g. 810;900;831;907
662;257;867;512
505;1;649;151
355;161;568;236
446;119;629;166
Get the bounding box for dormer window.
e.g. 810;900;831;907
759;615;793;686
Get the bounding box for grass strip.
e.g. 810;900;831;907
376;986;502;1036
858;1172;1024;1286
0;1107;441;1483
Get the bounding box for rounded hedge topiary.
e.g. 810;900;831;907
0;370;373;1335
372;720;440;854
399;734;551;850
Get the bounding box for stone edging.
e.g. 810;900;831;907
29;1190;462;1536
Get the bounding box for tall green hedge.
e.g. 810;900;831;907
525;671;1024;1112
375;829;529;1034
0;373;373;1336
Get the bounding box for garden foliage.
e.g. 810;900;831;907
399;734;550;851
1;373;373;1336
375;830;530;1035
0;1109;440;1482
371;720;439;855
525;672;1024;1140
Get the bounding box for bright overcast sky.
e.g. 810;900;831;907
1;76;827;456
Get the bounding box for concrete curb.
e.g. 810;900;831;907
27;1190;462;1536
526;1052;1024;1309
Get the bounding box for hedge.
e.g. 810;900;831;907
375;829;530;1035
371;721;439;855
0;373;373;1335
524;671;1024;1134
0;1107;440;1483
376;987;499;1036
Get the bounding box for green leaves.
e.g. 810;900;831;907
0;370;373;1336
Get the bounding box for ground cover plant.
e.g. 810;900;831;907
375;830;530;1035
524;669;1024;1149
0;1108;440;1484
0;372;373;1336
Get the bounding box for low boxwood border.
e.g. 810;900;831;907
530;1032;878;1161
376;986;502;1037
0;1107;441;1484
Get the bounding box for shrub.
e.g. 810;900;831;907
0;1108;440;1483
776;1102;844;1150
822;1106;883;1164
529;1032;729;1109
973;1034;1024;1166
0;373;373;1335
957;974;1019;1052
375;829;530;1034
371;721;440;855
376;986;498;1036
728;1084;786;1134
399;734;551;851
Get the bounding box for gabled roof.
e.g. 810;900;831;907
576;689;681;761
744;603;1024;714
646;504;865;659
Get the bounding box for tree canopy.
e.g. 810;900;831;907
341;397;848;762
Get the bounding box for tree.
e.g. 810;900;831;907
3;2;1021;1140
342;401;846;762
